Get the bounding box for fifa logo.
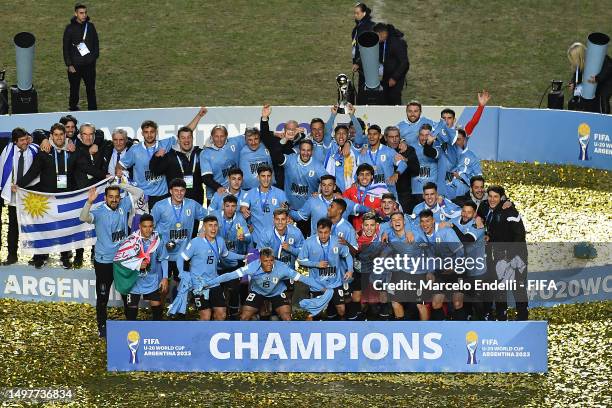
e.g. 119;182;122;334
465;331;478;365
127;330;141;364
577;123;590;161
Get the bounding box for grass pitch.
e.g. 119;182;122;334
1;0;611;111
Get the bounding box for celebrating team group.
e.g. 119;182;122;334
1;92;531;337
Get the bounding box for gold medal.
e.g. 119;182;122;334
175;222;182;228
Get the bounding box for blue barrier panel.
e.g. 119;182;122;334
1;106;610;169
498;108;612;170
457;106;500;161
527;265;611;307
107;321;548;373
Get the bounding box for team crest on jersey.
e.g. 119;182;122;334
272;198;277;205
440;214;446;220
118;208;124;215
464;157;470;165
308;170;315;177
272;277;279;284
333;246;339;254
381;154;386;162
186;209;191;216
436;237;441;243
369;196;375;203
288;237;294;244
230;145;236;152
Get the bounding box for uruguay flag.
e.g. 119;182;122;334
16;178;111;255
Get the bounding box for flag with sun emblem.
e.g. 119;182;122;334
16;178;112;254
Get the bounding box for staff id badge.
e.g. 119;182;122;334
77;42;90;56
184;175;194;189
56;175;68;189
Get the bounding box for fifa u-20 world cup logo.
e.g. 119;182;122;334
578;123;591;161
465;331;478;365
127;330;140;364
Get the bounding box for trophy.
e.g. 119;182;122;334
578;123;590;161
465;331;478;365
336;74;350;114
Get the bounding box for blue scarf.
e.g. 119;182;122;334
299;290;333;317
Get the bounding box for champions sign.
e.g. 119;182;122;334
107;321;547;373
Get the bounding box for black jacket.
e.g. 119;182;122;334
101;138;136;173
259;118;296;189
394;144;419;197
17;149;74;193
70;144;107;189
149;146;204;204
478;200;526;258
380;26;409;81
351;15;375;65
63;16;99;66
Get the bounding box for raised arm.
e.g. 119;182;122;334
79;187;98;223
186;107;208;131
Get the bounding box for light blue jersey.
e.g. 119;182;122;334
452;219;486;277
206;260;324;297
209;210;251;267
290;195;365;234
397;116;435;148
412;198;462;226
240;187;288;245
239;144;274;190
298;235;353;289
413;224;464;266
357;144;407;195
445;148;482;200
90;197;132;263
151;197;207;260
199;137;244;198
129;238;169;294
411;143;440;196
208;189;247;212
119;137;176;197
179;236;244;290
281;154;326;209
257;225;304;267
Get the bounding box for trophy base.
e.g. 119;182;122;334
357;87;385;106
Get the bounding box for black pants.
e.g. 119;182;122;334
68;63;97;110
382;77;405;105
7;205;18;258
94;261;114;329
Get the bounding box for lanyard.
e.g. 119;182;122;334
172;202;184;227
274;229;287;258
53;149;68;175
356;186;369;205
176;151;197;176
222;216;235;239
82;23;88;41
205;237;220;260
368;147;380;166
258;188;270;212
320;241;330;261
382;40;387;63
